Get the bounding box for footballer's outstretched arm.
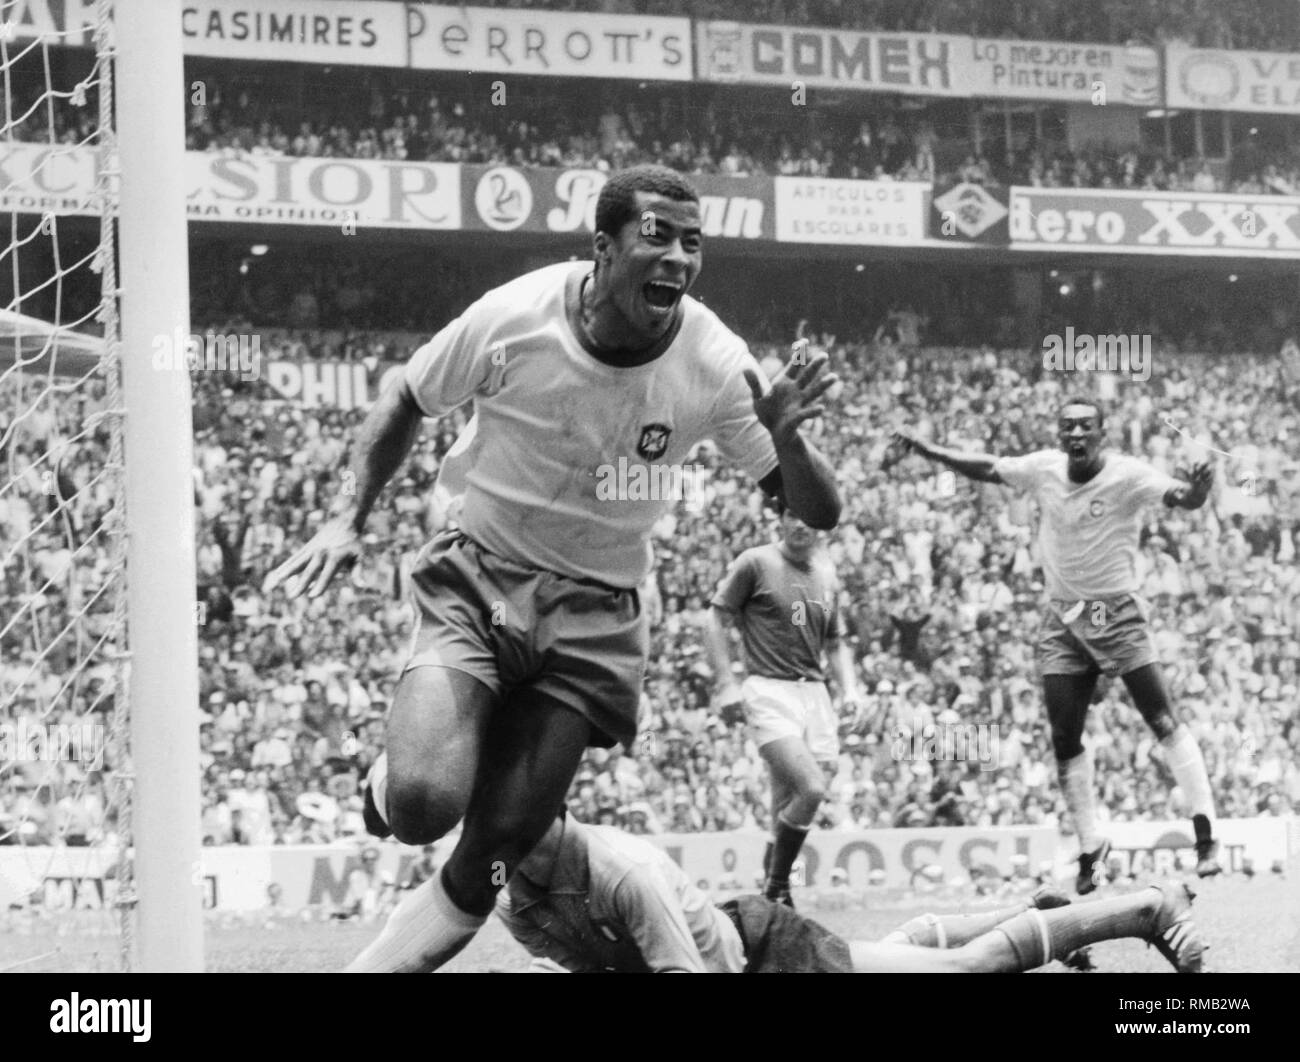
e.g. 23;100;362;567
265;376;426;598
890;430;1004;484
1163;460;1214;510
746;346;842;529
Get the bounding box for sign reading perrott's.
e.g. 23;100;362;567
1010;187;1300;256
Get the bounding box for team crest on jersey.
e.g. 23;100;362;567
1089;499;1104;518
637;423;671;460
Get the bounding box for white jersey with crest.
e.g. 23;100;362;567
994;449;1180;601
405;262;777;588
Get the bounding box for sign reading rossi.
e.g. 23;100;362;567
698;21;959;95
186;152;461;230
408;4;690;81
462;165;774;240
1010;187;1300;256
1166;44;1300;113
776;178;928;245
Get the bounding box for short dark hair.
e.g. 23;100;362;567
595;165;699;236
1059;396;1104;427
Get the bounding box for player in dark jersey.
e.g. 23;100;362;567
706;504;861;906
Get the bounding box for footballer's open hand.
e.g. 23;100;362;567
264;516;363;599
744;339;838;447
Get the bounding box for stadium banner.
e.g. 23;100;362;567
962;39;1160;105
1165;44;1300;113
1009;186;1300;257
774;177;929;245
649;826;1057;890
930;181;1010;243
696;21;963;96
180;0;408;66
0;142;99;217
185;152;462;230
407;4;691;81
1103;817;1290;877
461;165;774;240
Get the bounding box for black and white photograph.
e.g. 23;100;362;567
0;0;1296;1032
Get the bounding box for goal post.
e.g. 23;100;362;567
114;0;203;971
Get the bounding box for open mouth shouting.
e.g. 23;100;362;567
642;279;683;317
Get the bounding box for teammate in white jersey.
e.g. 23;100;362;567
265;166;842;972
891;398;1221;894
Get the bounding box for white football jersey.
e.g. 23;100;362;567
406;262;777;587
994;449;1181;601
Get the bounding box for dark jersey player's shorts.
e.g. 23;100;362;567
720;894;854;973
1036;593;1157;678
403;529;648;748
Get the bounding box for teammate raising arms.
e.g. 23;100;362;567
706;503;861;907
266;165;842;973
891;398;1221;893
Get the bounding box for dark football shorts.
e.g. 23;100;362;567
1036;593;1157;678
403;529;648;748
719;894;854;973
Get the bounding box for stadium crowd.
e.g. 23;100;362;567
177;75;1300;197
4;310;1299;849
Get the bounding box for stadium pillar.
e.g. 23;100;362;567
115;0;205;971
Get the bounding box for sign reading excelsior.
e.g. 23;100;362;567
1010;187;1300;255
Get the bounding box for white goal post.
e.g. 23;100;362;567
114;0;204;972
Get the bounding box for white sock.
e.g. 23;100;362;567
368;752;389;826
344;870;485;973
1057;751;1099;852
1161;728;1215;820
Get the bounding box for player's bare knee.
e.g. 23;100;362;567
388;781;465;845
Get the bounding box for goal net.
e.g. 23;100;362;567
0;0;132;969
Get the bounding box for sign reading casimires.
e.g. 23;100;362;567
697;21;960;96
185;152;461;230
1166;44;1300;113
408;4;691;80
1010;186;1300;256
775;178;928;245
180;0;407;65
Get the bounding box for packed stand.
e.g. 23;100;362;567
4;315;1298;849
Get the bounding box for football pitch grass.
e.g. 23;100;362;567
4;860;1297;973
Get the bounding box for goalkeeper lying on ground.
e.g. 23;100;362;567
489;814;1204;973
